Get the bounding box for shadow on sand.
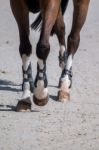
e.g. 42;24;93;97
0;104;40;112
0;104;16;111
0;79;21;92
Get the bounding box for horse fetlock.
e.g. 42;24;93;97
60;67;73;86
35;79;48;96
22;79;34;92
34;81;48;99
33;80;49;106
60;78;71;90
58;76;71;102
22;81;30;91
22;88;31;99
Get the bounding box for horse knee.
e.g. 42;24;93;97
67;33;80;55
36;42;50;60
19;40;32;57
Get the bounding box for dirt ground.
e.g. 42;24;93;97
0;0;99;150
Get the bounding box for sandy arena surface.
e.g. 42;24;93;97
0;0;99;150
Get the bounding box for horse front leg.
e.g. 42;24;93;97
33;0;61;106
10;0;34;111
58;0;90;102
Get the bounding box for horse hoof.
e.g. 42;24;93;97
16;98;31;112
58;90;70;102
33;95;49;106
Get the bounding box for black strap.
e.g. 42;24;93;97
34;63;48;88
22;63;32;76
61;67;73;79
22;63;34;92
59;51;68;64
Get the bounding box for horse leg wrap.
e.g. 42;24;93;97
59;45;68;70
33;60;49;106
16;63;34;112
59;67;73;88
22;63;34;93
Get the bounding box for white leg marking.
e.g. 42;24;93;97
34;82;48;99
60;76;70;92
22;54;30;79
38;59;44;69
59;45;66;69
34;59;48;99
21;82;31;99
66;54;73;70
22;54;30;71
60;45;65;56
21;54;31;99
38;59;44;78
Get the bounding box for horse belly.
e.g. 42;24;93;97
25;0;40;13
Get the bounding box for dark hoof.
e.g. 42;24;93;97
16;97;31;112
33;95;49;106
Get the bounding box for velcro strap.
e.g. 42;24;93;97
22;63;32;75
62;68;73;78
59;51;68;63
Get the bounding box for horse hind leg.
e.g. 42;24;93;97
53;9;71;102
64;0;90;102
66;0;90;92
56;0;90;102
33;0;61;106
10;0;34;111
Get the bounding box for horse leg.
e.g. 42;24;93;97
53;8;66;69
10;0;34;111
53;8;69;101
33;0;61;106
57;0;90;102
